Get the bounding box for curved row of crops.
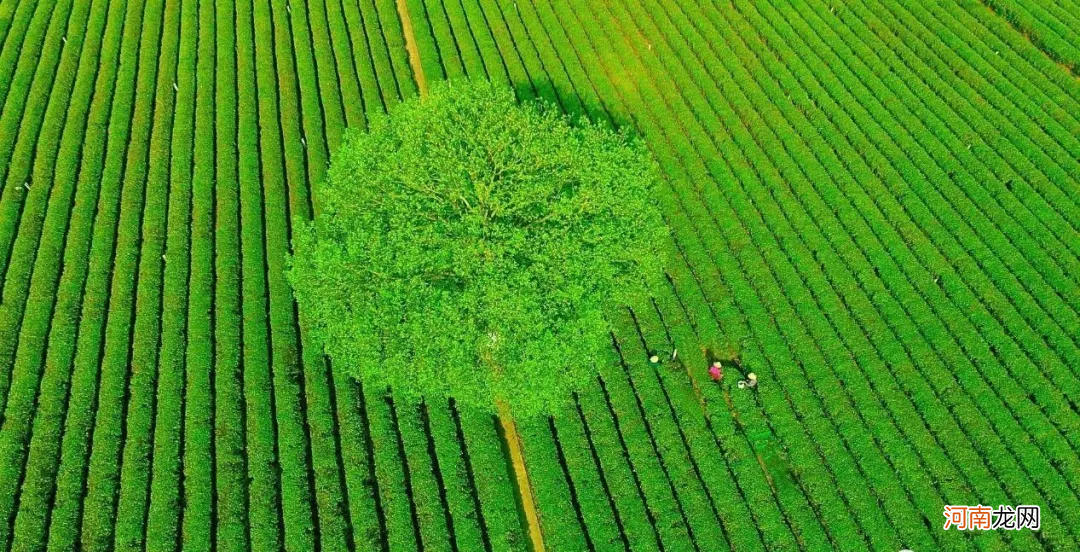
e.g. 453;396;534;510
976;0;1080;74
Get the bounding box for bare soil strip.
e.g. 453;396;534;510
498;402;547;552
391;2;544;548
394;0;428;95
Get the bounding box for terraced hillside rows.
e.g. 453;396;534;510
0;0;1077;550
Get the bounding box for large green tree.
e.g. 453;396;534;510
289;82;667;417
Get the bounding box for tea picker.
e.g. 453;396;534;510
737;372;758;390
708;361;723;382
647;348;678;367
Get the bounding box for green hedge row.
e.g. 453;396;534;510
0;1;58;108
291;0;344;153
803;0;1080;542
548;403;629;550
236;0;290;549
896;0;1080;225
849;0;1080;283
605;315;729;550
424;401;486;552
631;297;774;552
414;8;685;545
0;0;120;548
648;0;1080;544
531;0;876;548
371;0;418;100
109;0;183;544
394;398;454;552
77;0;169;544
287;4;386;542
475;0;548;102
489;4;721;549
141;0;196;546
283;1;364;548
211;0;250;547
948;0;1080;134
335;0;387;123
294;3;386;526
352;0;402;110
673;0;1080;544
629;1;987;548
408;0;455;81
978;0;1080;74
179;0;217;547
0;0;95;544
661;255;826;551
536;0;881;546
42;0;147;546
515;417;590;551
773;0;1080;520
572;378;663;552
482;0;576;113
824;0;1080;478
299;351;353;552
505;0;600;123
0;0;37;69
438;0;501;82
320;0;368;127
0;0;77;404
811;0;1080;393
451;0;512;89
456;406;528;552
258;3;323;551
403;0;446;83
750;0;1036;525
0;0;84;391
328;374;383;551
678;1;995;542
273;0;315;217
843;0;1080;408
363;385;419;552
501;1;790;548
0;0;64;150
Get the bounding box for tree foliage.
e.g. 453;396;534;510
289;81;667;416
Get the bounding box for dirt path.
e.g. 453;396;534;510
391;3;544;548
498;402;547;552
394;0;428;95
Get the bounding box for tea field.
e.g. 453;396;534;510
0;0;1077;550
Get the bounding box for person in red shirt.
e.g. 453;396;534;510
708;361;723;382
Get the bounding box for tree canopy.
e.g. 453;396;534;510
288;82;667;416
